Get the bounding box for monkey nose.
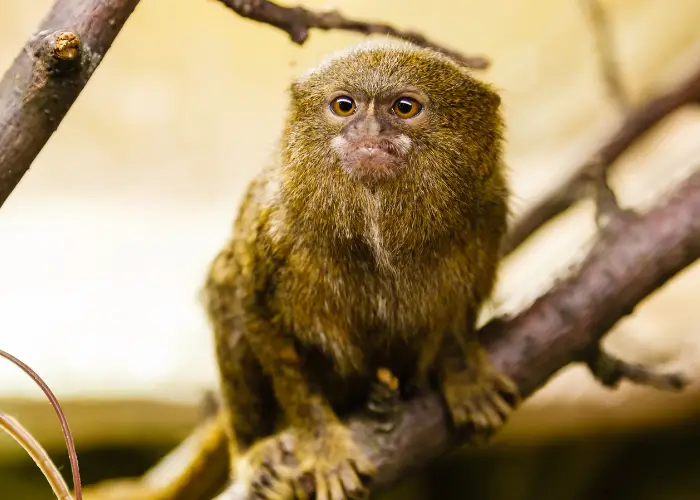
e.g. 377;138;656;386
352;114;384;136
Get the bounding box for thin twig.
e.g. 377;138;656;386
501;63;700;255
582;0;631;113
584;156;636;230
580;0;631;226
0;411;73;500
215;0;489;69
585;347;688;391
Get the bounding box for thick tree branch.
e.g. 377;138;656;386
214;169;700;498
0;0;141;208
501;63;700;255
216;0;489;69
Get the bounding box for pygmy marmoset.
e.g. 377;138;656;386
202;39;519;500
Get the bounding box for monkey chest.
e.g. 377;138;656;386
276;252;473;372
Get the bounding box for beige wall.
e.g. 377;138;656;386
0;0;698;425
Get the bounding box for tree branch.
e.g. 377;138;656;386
0;0;141;209
215;0;489;69
501;63;700;255
215;168;699;498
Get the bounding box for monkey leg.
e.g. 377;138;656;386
216;335;372;500
437;334;520;443
215;334;298;500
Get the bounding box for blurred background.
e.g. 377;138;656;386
1;0;699;498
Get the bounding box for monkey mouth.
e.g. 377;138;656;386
353;138;401;157
339;139;404;181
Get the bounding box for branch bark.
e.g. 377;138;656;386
216;0;489;69
216;169;700;498
501;63;700;255
0;0;141;208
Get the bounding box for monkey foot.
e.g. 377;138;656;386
242;424;375;499
238;435;296;499
441;351;520;443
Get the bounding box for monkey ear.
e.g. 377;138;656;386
460;70;501;112
289;81;304;101
290;81;300;96
479;85;501;112
488;89;501;109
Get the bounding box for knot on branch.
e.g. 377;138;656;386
54;32;81;63
23;30;85;105
30;30;83;75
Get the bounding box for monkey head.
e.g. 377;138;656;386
279;40;506;252
282;40;503;184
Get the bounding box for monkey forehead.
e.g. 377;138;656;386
293;39;473;98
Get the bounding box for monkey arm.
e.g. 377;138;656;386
243;309;340;430
234;236;342;432
219;230;375;498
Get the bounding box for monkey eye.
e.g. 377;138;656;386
330;96;357;117
392;97;422;119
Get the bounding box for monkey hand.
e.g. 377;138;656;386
440;343;520;443
241;422;375;500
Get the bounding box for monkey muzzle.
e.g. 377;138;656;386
333;137;407;182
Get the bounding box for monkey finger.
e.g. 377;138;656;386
327;473;345;500
250;482;286;500
486;390;513;419
251;469;272;491
253;474;296;500
253;463;293;495
260;458;282;482
465;399;489;431
268;479;296;500
278;433;299;467
476;395;503;430
351;453;376;478
448;403;468;425
252;463;295;500
494;374;520;401
338;461;364;497
252;471;273;490
249;485;270;500
292;473;313;500
315;472;330;500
